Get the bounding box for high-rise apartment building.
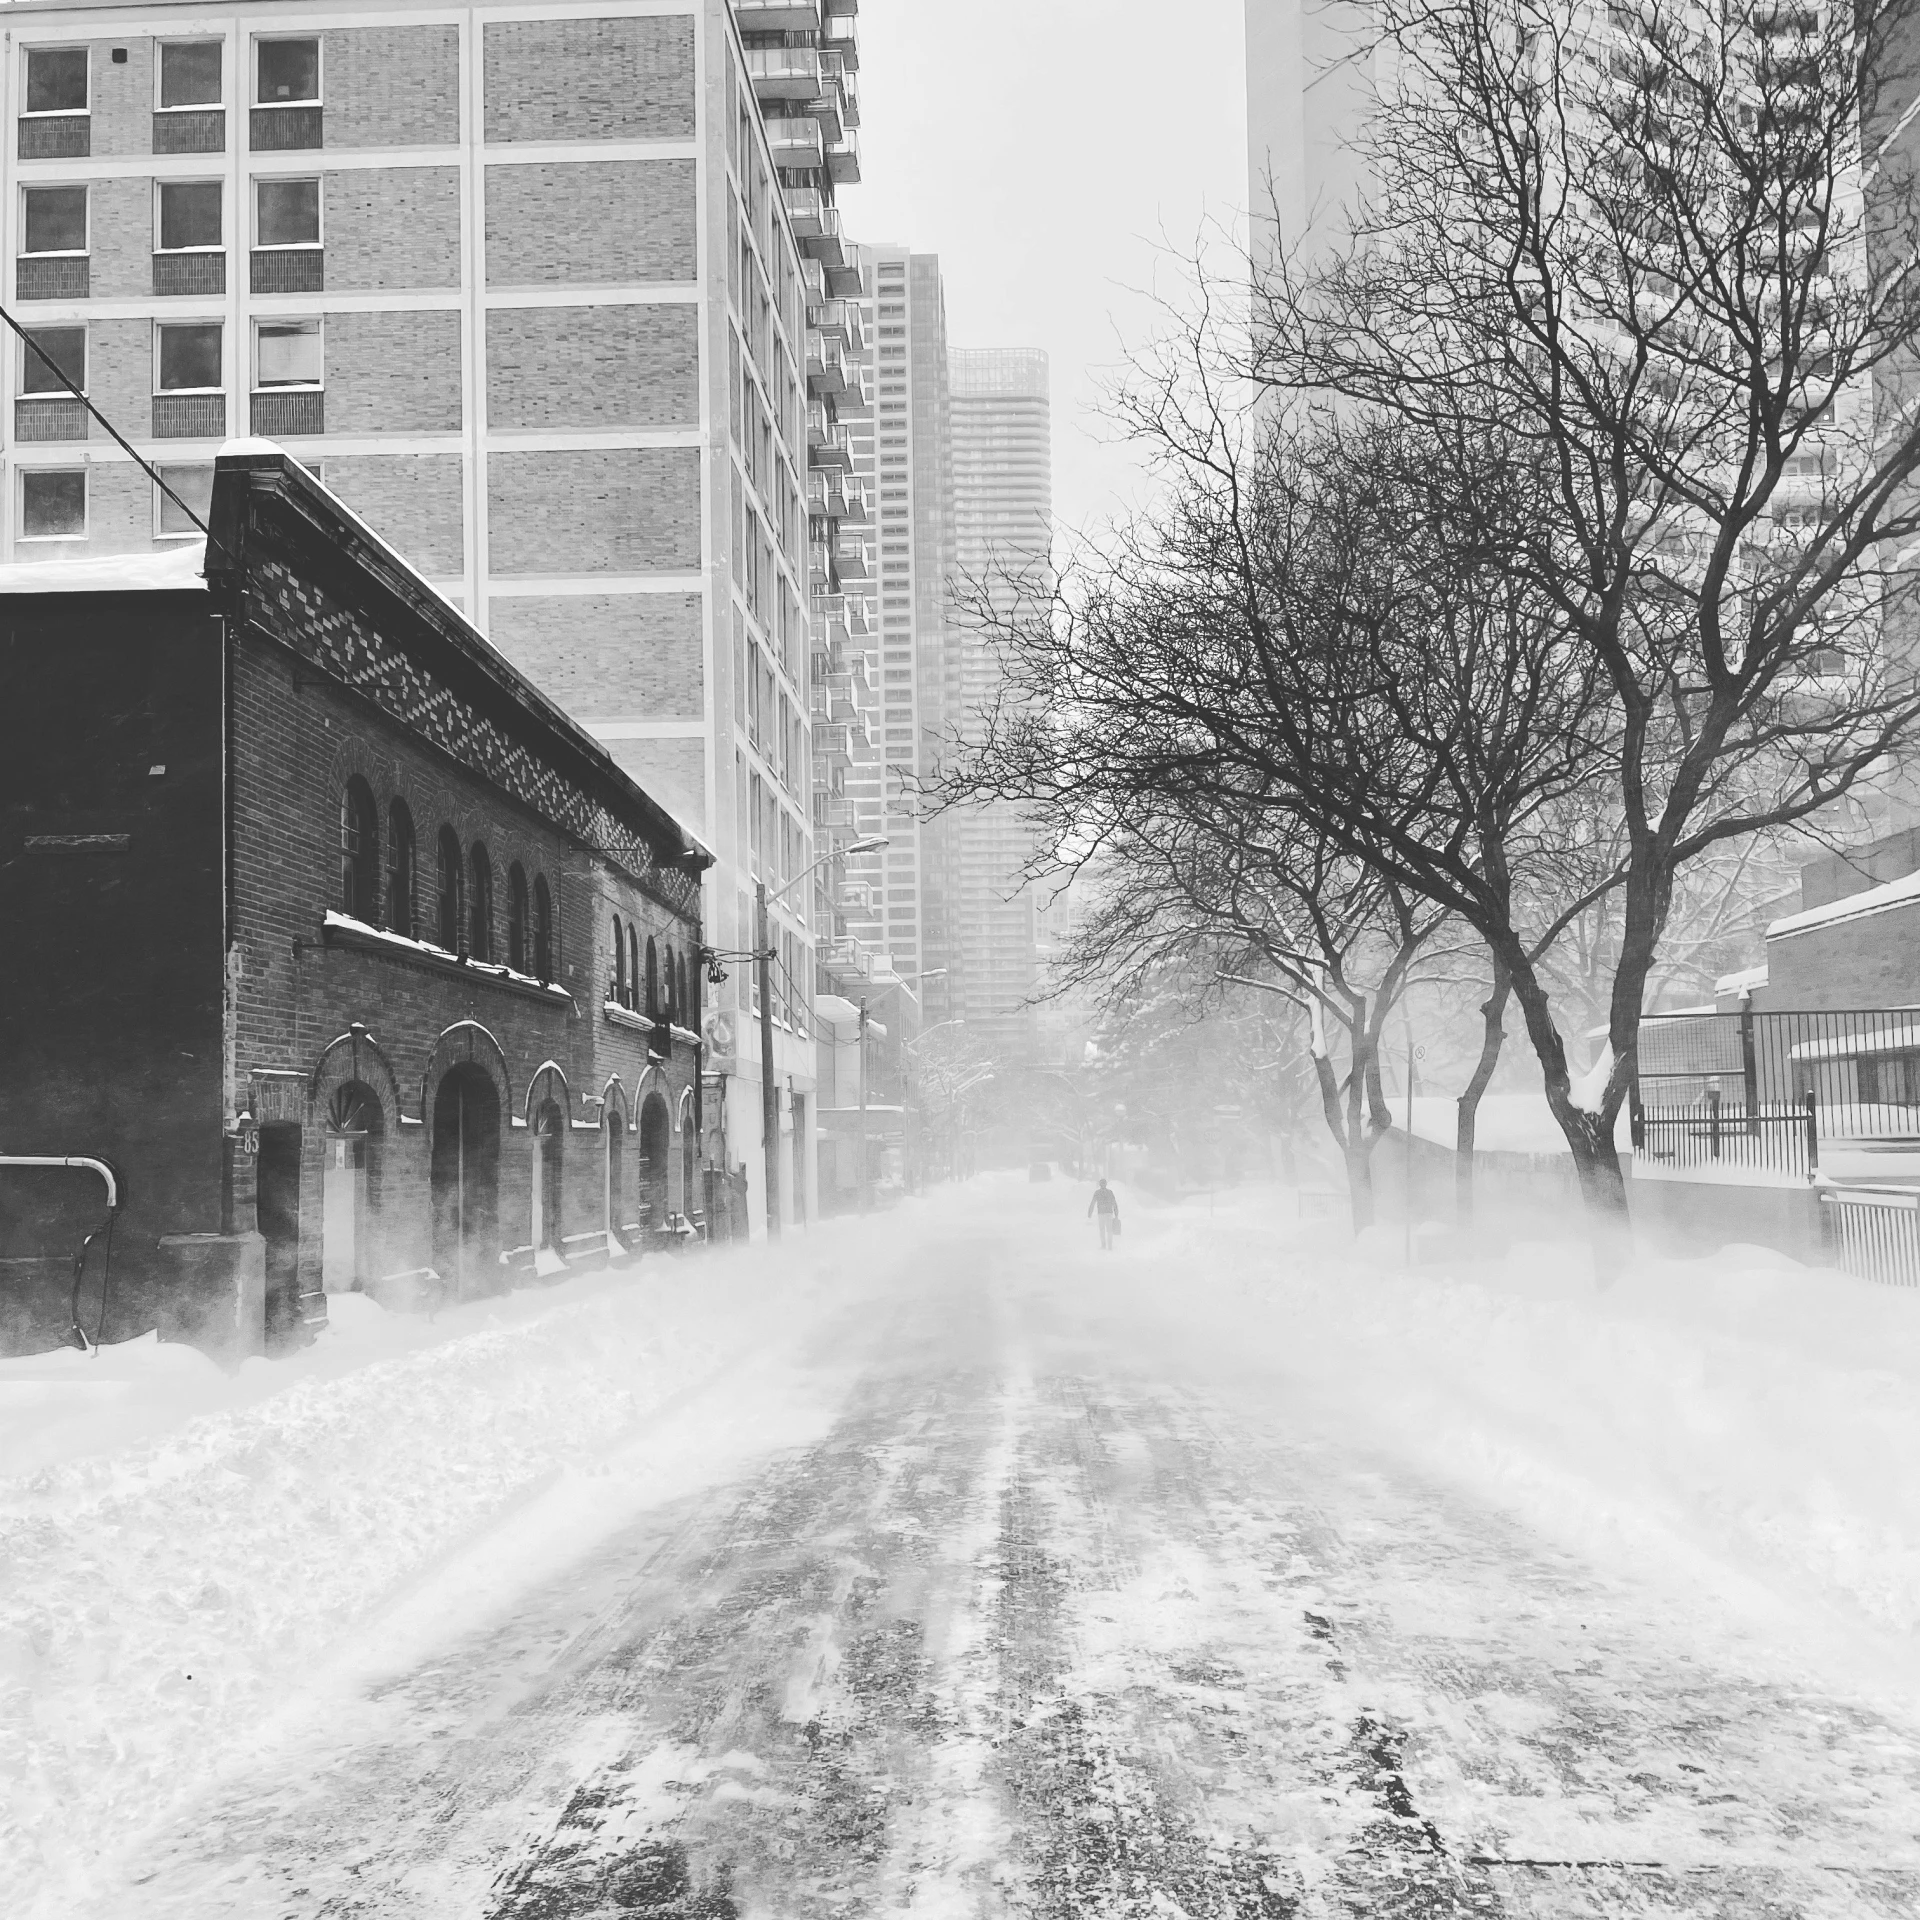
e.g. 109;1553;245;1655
0;0;861;1232
926;346;1051;1052
1245;0;1373;260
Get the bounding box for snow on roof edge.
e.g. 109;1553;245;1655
1716;964;1769;996
0;540;208;595
1768;864;1920;940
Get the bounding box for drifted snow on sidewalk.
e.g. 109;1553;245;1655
5;1177;1920;1914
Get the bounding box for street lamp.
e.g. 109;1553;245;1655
756;833;887;1239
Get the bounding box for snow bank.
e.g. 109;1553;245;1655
1133;1190;1920;1658
0;1232;881;1912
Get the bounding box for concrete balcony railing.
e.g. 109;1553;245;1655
744;45;823;100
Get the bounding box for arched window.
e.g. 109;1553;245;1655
677;952;691;1030
468;843;493;963
532;874;553;980
627;925;639;1010
663;943;676;1026
435;826;463;951
339;776;379;922
386;799;416;938
507;863;528;972
612;914;626;1005
645;935;660;1024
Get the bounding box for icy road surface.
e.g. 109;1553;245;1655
71;1188;1920;1917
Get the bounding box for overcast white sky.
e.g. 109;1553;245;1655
844;0;1250;538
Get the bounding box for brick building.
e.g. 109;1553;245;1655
0;448;709;1357
0;0;867;1232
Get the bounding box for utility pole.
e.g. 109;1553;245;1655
857;998;870;1212
755;878;780;1240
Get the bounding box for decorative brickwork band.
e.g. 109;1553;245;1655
154;393;227;439
242;537;702;919
153;110;224;155
252;390;325;438
153;252;227;298
251;105;322;151
15;257;87;301
18;116;88;160
251;248;324;295
14;398;86;444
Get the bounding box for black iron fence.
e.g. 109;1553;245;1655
1819;1186;1920;1289
1634;1006;1920;1184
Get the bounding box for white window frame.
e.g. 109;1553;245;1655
21;44;89;120
252;315;323;392
19;183;89;258
153;464;214;541
252;34;321;108
18;323;86;401
18;466;88;542
153;178;224;255
153;320;224;396
154;40;225;113
252;175;322;251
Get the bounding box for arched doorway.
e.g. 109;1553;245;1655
639;1093;671;1234
431;1065;499;1297
606;1108;627;1250
321;1082;383;1292
531;1099;564;1261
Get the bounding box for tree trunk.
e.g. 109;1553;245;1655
1499;943;1634;1279
1455;961;1511;1226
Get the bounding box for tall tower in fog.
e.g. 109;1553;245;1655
925;348;1052;1051
1245;0;1375;263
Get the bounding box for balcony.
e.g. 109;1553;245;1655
810;297;854;348
814;723;855;767
826;131;861;186
808;84;844;149
800;206;847;271
765;115;825;170
733;0;822;26
823;23;859;71
801;257;826;304
840;473;871;523
744;46;823;100
838;361;871;417
806;333;848;398
824;257;863;299
834;534;872;581
784;185;827;239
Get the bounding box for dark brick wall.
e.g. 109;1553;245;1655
0;594;227;1353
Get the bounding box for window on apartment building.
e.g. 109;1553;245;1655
158;41;222;108
611;913;626;1004
468;843;494;963
154;464;213;538
386;800;416;938
157;180;221;252
19;468;84;539
256;37;319;104
434;825;463;950
255;178;319;248
339;777;380;922
22;185;87;255
19;325;83;397
157;321;221;392
626;924;639;1009
645;936;660;1024
255;318;321;388
25;47;88;117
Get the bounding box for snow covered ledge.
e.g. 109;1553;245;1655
322;912;574;1009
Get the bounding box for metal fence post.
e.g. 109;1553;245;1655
1707;1086;1722;1160
1740;1001;1759;1132
1804;1090;1819;1182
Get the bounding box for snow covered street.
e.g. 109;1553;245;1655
12;1176;1920;1917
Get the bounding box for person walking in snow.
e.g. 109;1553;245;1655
1087;1178;1120;1251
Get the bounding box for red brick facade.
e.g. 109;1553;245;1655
0;450;710;1358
